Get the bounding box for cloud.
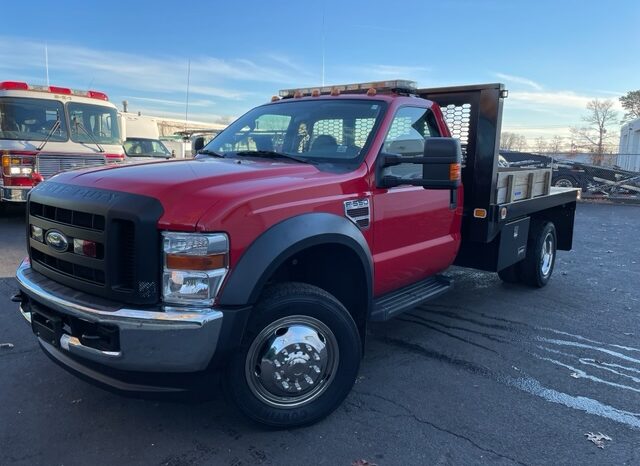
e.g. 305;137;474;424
495;73;543;90
329;64;431;85
508;90;623;111
366;64;431;78
0;36;310;102
125;96;215;108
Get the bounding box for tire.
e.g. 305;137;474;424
520;221;557;288
223;282;362;428
552;176;577;188
497;263;520;283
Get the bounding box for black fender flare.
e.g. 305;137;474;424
218;212;373;315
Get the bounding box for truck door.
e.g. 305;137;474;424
372;106;460;295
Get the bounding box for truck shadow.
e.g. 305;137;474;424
0;203;26;219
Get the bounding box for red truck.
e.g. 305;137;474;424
14;81;578;427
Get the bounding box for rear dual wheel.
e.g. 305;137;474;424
498;221;557;287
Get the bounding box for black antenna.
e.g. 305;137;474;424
185;58;191;132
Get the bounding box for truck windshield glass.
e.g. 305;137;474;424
0;97;68;142
68;102;120;145
204;99;386;163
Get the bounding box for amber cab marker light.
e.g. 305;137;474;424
473;208;487;219
166;253;227;271
449;163;461;181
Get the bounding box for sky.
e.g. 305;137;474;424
1;0;639;144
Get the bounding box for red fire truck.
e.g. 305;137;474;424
0;81;124;206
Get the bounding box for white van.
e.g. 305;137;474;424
0;81;125;204
120;113;173;161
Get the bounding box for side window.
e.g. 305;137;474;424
382;107;440;180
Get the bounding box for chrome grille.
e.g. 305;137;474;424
36;155;106;179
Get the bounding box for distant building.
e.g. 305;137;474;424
618;118;640;171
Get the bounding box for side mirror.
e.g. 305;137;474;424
193;137;205;153
378;137;462;190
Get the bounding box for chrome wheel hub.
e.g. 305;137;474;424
245;315;338;408
540;232;555;277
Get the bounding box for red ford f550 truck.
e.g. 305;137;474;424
14;81;578;427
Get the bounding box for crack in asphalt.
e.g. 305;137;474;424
353;389;528;466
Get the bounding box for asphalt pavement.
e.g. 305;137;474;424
1;202;639;466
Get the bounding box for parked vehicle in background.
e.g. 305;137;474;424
500;150;587;189
15;81;578;428
173;130;221;157
160;137;191;159
0;81;125;206
501;150;640;195
120;113;174;161
123;138;173;160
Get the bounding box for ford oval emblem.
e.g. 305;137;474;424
45;230;69;252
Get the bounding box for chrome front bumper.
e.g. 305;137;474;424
16;259;223;373
1;186;29;202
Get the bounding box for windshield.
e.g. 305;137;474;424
124;138;172;157
204;99;386;163
68;102;120;145
0;97;68;142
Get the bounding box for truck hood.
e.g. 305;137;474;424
49;157;351;230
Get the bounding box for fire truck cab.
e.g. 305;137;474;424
0;81;125;205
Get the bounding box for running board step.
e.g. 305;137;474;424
370;275;452;322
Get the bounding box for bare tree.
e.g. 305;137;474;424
570;99;618;165
514;134;528;152
533;137;548;154
500;132;528;151
619;90;640;121
547;135;564;154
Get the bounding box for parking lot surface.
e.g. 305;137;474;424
1;202;639;466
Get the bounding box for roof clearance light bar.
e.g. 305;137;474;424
278;79;417;98
0;81;109;101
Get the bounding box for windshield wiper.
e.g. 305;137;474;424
36;118;61;151
197;149;226;158
72;118;104;152
234;150;314;164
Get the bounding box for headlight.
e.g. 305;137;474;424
162;232;229;306
10;166;33;175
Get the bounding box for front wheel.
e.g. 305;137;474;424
223;282;361;428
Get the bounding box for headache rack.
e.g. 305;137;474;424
417;83;577;246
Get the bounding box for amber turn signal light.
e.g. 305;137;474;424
166;253;227;271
